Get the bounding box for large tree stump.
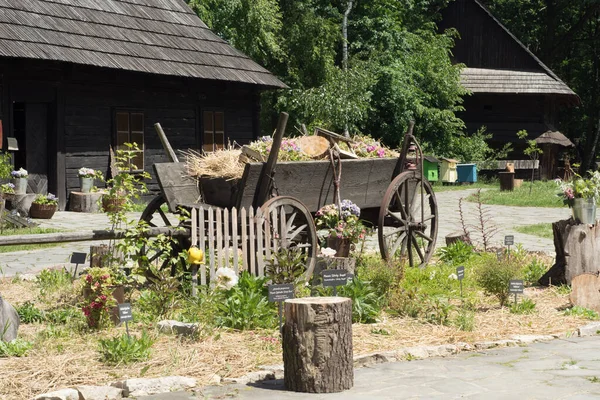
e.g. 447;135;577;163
69;192;102;213
283;297;353;393
570;274;600;313
445;230;471;246
540;218;600;286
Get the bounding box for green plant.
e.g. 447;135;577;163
522;259;548;286
557;171;600;207
517;130;543;195
0;338;33;357
564;306;599;320
36;268;73;300
338;276;382;323
355;255;403;300
475;257;521;307
215;272;276;330
265;245;306;286
509;298;536;314
32;193;58;206
98;331;154;365
80;267;122;329
16;301;44;323
315;200;368;245
422;296;454;325
453;308;475;331
45;307;81;325
0;151;12;179
0;183;15;196
437;241;474;265
389;287;424;319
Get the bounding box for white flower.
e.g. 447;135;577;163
448;273;458;280
429;270;436;279
320;247;337;258
215;267;238;290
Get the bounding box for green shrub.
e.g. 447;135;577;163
16;301;44;323
475;258;521;307
265;246;306;285
98;331;154;365
45;307;80;325
355;255;403;300
338;277;382;324
436;241;474;265
0;339;33;357
36;268;73;297
453;308;475;331
216;272;276;330
522;259;548;286
509;298;536;314
564;306;599;320
423;296;454;325
389;287;423;319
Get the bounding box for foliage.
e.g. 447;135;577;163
522;259;548;286
247;136;311;161
556;172;600;207
315;200;368;244
448;126;512;163
0;151;12;179
436;241;475;265
215;272;276;330
453;308;475;331
0;339;33;357
135;266;182;321
265;246;307;286
32;193;58;206
475;257;522;307
0;183;15;195
80;267;121;329
563;306;599;320
36;268;73;303
45;307;81;325
15;301;44;324
355;255;403;301
98;331;154;365
388;287;454;325
509;298;536;314
337;276;383;323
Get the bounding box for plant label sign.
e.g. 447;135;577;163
118;303;133;323
456;266;465;281
322;269;348;287
268;284;295;302
509;280;524;294
70;252;87;265
504;235;514;246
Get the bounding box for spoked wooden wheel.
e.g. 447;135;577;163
138;194;187;274
260;196;318;279
378;171;438;268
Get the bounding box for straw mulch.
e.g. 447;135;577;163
0;280;586;400
183;149;245;180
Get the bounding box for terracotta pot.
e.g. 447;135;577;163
326;235;351;258
102;196;126;213
29;203;57;219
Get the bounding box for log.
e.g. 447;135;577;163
570;274;600;313
540;218;600;286
296;136;330;159
283;297;353;393
69;191;102;213
445;231;471;246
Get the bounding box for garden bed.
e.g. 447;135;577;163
0;248;594;400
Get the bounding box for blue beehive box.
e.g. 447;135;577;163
457;163;477;183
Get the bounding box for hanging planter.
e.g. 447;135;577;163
101;196;126;213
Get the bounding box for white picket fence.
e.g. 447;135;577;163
190;206;295;286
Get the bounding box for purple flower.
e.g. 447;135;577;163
377;148;386;158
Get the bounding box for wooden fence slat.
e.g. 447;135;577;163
256;208;264;277
280;206;287;248
264;208;271;266
190;208;198;297
224;208;230;269
232;207;239;274
241;207;248;274
249;207;255;276
216;208;223;270
200;207;207;286
208;207;215;288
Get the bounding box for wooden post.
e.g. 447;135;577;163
283;297;353;393
154;123;179;163
254;112;288;207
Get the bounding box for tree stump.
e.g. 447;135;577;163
539;218;600;286
283;297;353;393
445;231;471;246
570;274;600;313
69;192;102;213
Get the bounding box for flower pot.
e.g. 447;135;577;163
572;198;597;224
11;178;27;194
326;235;351;258
29;203;57;219
80;177;94;193
102;196;126;213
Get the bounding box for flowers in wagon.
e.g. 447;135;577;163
11;168;28;178
215;267;239;290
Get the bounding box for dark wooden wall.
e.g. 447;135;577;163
439;0;541;71
0;59;262;208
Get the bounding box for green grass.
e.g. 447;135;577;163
431;181;496;192
514;223;553;239
466;180;564;207
0;227;63;253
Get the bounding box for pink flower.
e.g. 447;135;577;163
85;275;92;283
377;148;385;158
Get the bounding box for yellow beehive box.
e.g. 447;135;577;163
440;157;459;183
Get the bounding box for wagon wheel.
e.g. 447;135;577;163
378;171;438;268
260;196;318;279
138;194;188;275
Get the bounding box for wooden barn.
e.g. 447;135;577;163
0;0;286;209
439;0;580;162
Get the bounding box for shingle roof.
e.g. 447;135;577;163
461;68;577;96
0;0;287;88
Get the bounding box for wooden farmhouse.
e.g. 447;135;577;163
0;0;285;209
440;0;580;166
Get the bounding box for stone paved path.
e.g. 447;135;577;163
138;336;600;399
0;189;571;276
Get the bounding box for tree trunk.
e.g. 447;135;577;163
445;231;471;246
69;191;102;213
283;297;353;393
540;218;600;286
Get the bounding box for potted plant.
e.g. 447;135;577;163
315;199;368;257
557;171;600;224
29;193;59;219
78;167;102;193
10;168;28;194
0;182;15;200
80;266;128;329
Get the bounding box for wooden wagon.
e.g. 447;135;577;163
141;113;438;278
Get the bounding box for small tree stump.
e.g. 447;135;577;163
540;218;600;286
445;231;471;246
69;192;102;213
570;274;600;313
283;297;353;393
